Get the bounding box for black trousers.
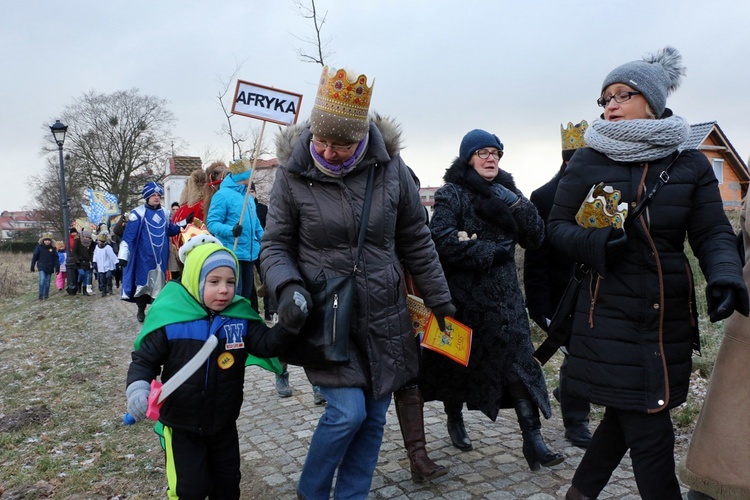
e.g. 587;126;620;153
572;406;681;500
164;423;241;500
238;260;258;312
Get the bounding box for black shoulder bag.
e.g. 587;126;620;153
534;154;680;365
281;166;375;369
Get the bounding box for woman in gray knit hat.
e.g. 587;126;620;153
547;46;749;499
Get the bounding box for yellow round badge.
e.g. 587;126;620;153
217;352;235;370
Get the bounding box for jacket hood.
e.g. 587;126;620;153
219;170;248;195
275;112;403;168
443;156;519;192
182;242;240;304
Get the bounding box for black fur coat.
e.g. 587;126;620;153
420;158;549;420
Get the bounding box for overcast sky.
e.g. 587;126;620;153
2;0;749;212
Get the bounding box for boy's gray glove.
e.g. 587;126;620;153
277;283;311;333
126;380;151;422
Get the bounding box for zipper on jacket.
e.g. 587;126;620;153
332;293;339;343
685;261;696;328
588;274;599;328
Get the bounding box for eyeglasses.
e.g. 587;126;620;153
597;91;642;108
475;149;503;160
311;138;355;153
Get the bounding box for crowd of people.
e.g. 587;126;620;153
30;46;750;499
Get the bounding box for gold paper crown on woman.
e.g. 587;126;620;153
561;120;589;151
314;67;373;121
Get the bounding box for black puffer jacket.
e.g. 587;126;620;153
548;147;747;413
419;157;548;421
260;116;451;398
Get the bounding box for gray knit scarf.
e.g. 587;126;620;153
584;114;690;162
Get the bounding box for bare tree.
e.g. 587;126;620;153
291;0;331;67
42;88;178;213
31;148;92;238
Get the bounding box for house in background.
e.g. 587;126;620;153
0;211;53;241
163;156;203;209
684;122;749;209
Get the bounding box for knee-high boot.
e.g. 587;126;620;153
444;400;472;451
511;383;564;471
394;386;448;483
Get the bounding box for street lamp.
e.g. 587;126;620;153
50;120;76;295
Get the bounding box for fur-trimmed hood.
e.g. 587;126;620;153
275;112;403;169
443;156;519;194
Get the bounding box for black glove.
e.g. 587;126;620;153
119;259;127;268
473;195;518;234
432;302;457;332
232;224;243;238
493;240;515;265
489;183;519;206
606;228;628;263
277;283;312;333
185;212;195;224
707;284;738;322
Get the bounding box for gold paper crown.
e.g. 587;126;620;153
561;120;589;151
229;158;251;175
314;67;373;120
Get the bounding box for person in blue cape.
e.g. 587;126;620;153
119;181;191;322
125;234;299;499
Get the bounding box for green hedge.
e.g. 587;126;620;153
0;241;37;253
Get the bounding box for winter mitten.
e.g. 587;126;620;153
431;302;457;332
277;283;311;333
232;224;243;238
126;380;151;422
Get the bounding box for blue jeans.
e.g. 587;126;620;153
297;386;392;500
37;270;52;298
77;268;92;286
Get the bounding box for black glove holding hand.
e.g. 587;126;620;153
119;259;127;268
432;302;457;332
606;228;628;264
707;281;750;322
232;224;243;238
277;283;312;333
493;239;515;265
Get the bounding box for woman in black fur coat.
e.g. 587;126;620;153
420;129;564;471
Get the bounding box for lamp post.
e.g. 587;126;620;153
50;120;76;295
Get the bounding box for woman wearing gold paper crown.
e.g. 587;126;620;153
547;46;749;500
420;128;564;471
260;66;454;499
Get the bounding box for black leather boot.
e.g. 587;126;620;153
512;385;564;471
394;386;448;483
557;354;592;448
444;401;472;451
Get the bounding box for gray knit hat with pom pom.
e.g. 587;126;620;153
601;46;686;119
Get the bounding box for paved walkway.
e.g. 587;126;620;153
236;364;691;499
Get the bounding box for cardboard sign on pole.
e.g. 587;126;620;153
232;80;303;126
229;79;303;250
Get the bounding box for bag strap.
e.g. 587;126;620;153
624;152;681;230
353;165;376;272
